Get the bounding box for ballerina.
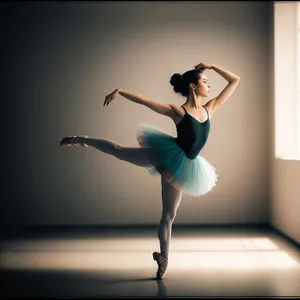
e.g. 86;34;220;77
60;62;240;279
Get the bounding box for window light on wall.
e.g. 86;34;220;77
274;2;300;160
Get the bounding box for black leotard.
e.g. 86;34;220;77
175;106;210;159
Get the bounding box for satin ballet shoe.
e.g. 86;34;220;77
153;252;168;280
59;135;89;147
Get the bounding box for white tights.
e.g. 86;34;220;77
84;137;183;257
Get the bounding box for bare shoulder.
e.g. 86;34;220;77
168;104;185;126
169;104;184;117
170;101;216;119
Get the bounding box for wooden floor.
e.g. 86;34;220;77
1;226;299;298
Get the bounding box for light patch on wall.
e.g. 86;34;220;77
274;2;300;159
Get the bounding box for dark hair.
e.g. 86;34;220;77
170;69;203;97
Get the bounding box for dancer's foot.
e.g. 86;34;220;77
153;252;168;280
59;135;89;147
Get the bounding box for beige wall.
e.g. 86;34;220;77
3;2;276;227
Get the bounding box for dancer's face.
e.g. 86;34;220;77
194;74;211;97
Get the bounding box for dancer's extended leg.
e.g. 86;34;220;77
60;135;153;168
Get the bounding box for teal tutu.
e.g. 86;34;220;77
136;123;218;197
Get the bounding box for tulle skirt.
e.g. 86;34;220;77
136;123;218;197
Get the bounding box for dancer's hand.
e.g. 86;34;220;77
194;62;213;71
103;89;119;106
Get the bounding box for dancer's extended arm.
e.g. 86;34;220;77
117;89;175;118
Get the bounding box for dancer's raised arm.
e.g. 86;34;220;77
194;63;240;115
104;88;175;118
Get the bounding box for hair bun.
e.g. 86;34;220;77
170;73;183;87
170;68;201;97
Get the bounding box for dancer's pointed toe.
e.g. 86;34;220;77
153;252;168;280
60;135;89;147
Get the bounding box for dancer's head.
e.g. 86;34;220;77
170;69;210;98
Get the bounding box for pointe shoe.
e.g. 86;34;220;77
153;252;168;280
59;135;89;147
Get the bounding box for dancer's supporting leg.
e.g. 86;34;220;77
154;176;183;279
